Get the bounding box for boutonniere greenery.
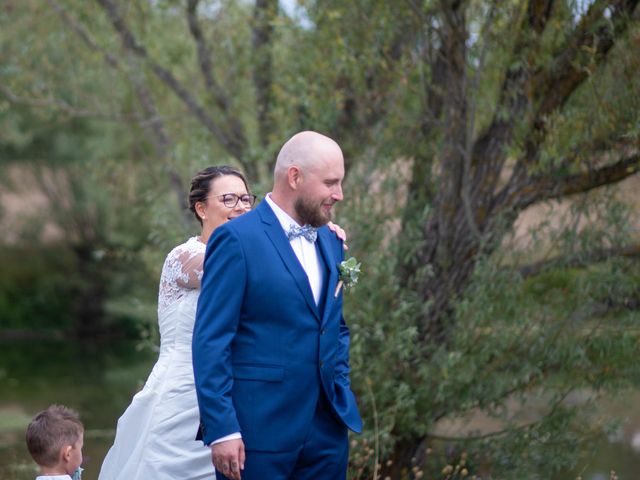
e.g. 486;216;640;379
334;256;361;298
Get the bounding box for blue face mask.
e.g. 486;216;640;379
71;467;83;480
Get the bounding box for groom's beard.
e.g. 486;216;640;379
294;195;331;228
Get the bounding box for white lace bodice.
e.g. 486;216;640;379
158;237;206;314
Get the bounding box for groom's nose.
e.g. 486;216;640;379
331;184;343;202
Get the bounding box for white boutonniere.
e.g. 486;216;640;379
334;257;361;297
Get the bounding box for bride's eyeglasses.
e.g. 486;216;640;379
216;193;257;208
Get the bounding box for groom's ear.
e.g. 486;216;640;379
288;166;302;190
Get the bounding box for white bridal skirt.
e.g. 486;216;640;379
98;293;215;480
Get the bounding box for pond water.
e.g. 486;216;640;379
1;341;639;479
552;390;640;480
0;341;157;480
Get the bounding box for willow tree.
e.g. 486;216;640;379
302;1;640;477
2;0;640;476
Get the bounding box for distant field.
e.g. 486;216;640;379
2;164;639;249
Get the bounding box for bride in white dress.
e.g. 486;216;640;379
98;166;256;480
99;166;346;480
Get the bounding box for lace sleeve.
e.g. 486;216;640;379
158;238;205;311
175;249;205;289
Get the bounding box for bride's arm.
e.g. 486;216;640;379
175;250;205;289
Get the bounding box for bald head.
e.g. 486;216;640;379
271;131;345;226
274;131;343;183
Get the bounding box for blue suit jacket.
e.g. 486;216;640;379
192;200;362;451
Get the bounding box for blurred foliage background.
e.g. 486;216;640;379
1;1;639;478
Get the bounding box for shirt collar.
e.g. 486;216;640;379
265;193;302;233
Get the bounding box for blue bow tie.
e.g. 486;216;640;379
286;224;318;242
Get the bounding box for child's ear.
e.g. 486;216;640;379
62;445;73;462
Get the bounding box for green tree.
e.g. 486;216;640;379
2;0;640;477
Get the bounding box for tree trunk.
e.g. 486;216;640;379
388;0;640;475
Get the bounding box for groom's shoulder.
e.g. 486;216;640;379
225;207;262;233
318;225;343;251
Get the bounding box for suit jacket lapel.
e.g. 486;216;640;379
257;202;320;321
316;229;339;327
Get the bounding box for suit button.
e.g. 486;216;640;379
321;329;326;335
320;361;324;368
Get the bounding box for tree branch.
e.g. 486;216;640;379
96;0;248;162
45;0;120;69
519;243;640;277
185;0;249;177
45;0;191;222
509;149;640;211
252;0;277;151
45;0;172;151
435;0;468;245
499;1;639;206
185;0;240;120
471;0;555;181
430;385;576;442
461;1;499;240
185;0;218;95
0;84;145;122
532;0;639;119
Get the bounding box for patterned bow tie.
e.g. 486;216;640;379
286;224;318;242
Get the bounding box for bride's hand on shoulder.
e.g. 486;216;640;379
327;221;349;251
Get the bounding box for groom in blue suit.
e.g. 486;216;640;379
193;131;362;480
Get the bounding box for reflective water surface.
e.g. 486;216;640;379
554;391;640;480
0;341;156;480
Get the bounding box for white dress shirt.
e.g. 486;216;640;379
265;194;324;304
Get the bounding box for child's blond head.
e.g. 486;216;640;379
26;405;84;467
